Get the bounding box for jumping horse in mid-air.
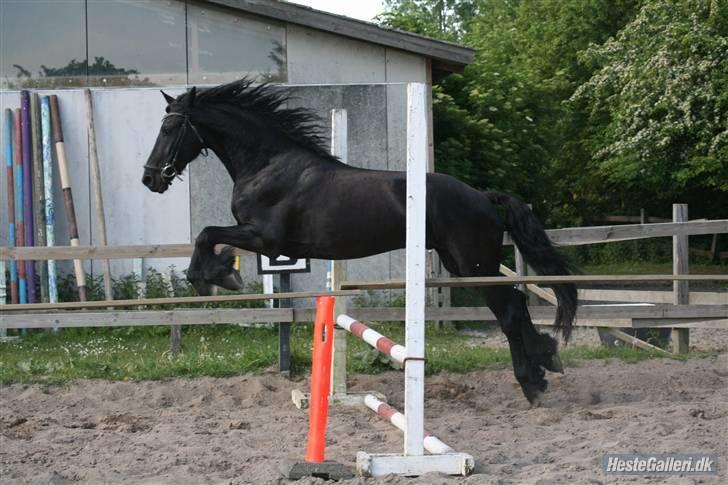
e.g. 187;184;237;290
141;79;577;404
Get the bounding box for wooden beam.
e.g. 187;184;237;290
0;289;362;312
0;243;254;261
579;289;726;305
3;305;727;330
632;318;728;329
0;308;293;329
503;219;728;246
500;264;557;304
298;304;728;325
599;327;670;354
341;274;728;290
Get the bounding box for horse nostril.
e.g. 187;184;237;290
142;174;153;187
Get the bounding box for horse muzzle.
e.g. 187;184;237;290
141;168;169;193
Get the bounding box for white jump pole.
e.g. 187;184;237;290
404;82;427;459
354;83;473;477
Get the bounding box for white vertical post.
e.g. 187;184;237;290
405;83;427;457
330;109;349;397
263;274;274;308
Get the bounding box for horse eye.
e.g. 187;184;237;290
161;126;171;135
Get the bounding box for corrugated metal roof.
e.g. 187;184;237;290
205;0;475;73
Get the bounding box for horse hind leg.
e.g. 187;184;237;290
483;286;554;405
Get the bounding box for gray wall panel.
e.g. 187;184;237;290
91;88;192;277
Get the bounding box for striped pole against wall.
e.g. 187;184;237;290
4;109;18;304
21;92;37;303
13;109;26;304
31;93;48;302
49;95;87;301
41;97;58;304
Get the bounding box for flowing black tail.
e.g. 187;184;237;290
485;192;577;342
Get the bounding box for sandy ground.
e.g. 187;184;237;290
1;353;726;485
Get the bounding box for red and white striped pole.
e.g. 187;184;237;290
364;395;454;455
336;315;407;365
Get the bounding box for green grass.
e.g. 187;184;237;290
0;323;713;385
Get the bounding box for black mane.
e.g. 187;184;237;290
180;79;335;160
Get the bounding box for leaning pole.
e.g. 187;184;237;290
13;108;26;304
41;97;58;304
4;109;18;304
49;95;87;301
21;91;36;303
31;93;48;302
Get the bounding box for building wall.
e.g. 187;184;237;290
0;21;429;299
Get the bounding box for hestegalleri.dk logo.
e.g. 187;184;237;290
603;454;718;475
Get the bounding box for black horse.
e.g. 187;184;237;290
142;79;577;404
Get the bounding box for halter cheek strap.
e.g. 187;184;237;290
144;113;208;182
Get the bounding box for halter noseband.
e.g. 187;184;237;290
144;112;208;182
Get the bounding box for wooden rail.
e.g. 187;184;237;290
0;243;253;261
2;304;726;330
503;219;727;246
1;220;725;261
341;274;728;290
0;289;362;312
579;289;726;305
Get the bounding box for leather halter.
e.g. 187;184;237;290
144;112;208;182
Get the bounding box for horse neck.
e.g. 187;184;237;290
199;111;341;182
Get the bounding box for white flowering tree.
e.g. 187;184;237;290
571;0;728;200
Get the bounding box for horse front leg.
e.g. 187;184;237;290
187;224;267;296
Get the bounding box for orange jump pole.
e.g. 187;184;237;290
305;295;335;462
280;296;353;479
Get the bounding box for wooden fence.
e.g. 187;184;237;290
1;211;727;355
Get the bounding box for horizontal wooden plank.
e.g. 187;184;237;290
546;220;728;246
604;216;671;223
3;221;724;261
0;243;254;261
3;305;727;330
500;264;557;304
341;274;728;290
503;220;728;246
1;308;293;329
599;327;671;353
632;318;728;329
580;289;727;305
0;290;361;312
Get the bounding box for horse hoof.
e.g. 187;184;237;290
529;392;543;408
218;271;244;291
549;353;564;374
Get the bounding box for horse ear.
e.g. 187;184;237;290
160;90;175;105
186;86;197;107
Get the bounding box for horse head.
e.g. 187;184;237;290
142;87;207;193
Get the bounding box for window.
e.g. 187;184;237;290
0;0;288;89
87;0;187;87
1;0;87;89
187;1;286;84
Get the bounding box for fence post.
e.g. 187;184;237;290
331;261;348;396
279;273;292;376
514;204;538;305
672;203;689;353
330;108;348;397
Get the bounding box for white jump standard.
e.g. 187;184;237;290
333;83;474;477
